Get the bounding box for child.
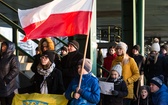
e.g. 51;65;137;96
65;58;100;105
133;85;153;105
103;63;128;105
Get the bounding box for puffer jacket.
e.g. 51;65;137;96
0;41;20;97
65;73;100;105
151;84;168;105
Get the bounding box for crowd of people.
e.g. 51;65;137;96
0;37;168;105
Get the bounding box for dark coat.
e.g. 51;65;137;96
32;67;65;94
0;41;20;97
103;77;128;105
132;97;153;105
132;54;144;98
144;53;166;84
61;50;83;89
132;54;144;73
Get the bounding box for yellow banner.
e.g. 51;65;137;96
12;93;68;105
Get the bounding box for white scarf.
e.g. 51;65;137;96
37;63;55;94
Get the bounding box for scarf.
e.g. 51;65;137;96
37;63;55;94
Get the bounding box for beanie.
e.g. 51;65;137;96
78;58;92;72
151;38;160;52
116;42;128;52
41;50;55;63
68;40;79;50
111;63;122;76
150;75;164;88
61;46;68;52
133;45;140;52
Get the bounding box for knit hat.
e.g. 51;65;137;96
150;75;164;88
41;50;55;63
68;40;79;50
78;58;92;72
111;63;122;76
61;46;68;52
116;42;128;52
133;45;140;52
151;38;160;52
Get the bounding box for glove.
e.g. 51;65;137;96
111;90;119;96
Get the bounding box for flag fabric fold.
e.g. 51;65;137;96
18;0;93;42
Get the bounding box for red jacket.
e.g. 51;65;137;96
103;53;117;77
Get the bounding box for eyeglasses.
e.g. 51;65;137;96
40;56;49;60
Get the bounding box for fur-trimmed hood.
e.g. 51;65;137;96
38;38;55;54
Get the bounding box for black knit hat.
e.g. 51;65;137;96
78;58;92;72
61;46;68;52
150;75;164;88
68;40;79;50
133;45;140;52
41;50;55;63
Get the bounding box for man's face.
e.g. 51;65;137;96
150;83;159;93
68;44;76;52
132;49;138;55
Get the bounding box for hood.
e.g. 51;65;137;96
38;37;55;54
1;41;15;54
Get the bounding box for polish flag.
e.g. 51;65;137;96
18;0;93;42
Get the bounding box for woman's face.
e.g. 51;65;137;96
141;89;148;99
1;43;7;53
116;47;124;56
40;56;50;65
109;48;115;55
42;41;48;52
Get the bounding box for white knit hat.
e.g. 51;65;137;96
111;63;122;76
78;58;92;72
116;42;128;53
151;38;160;52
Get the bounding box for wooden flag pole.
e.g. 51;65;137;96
78;35;90;88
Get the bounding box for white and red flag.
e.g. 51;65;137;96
18;0;93;42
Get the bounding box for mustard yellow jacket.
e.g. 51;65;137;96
112;56;140;99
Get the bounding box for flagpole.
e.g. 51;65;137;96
78;35;90;89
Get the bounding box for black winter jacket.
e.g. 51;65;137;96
61;50;83;89
33;68;65;94
0;41;20;97
103;77;128;105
